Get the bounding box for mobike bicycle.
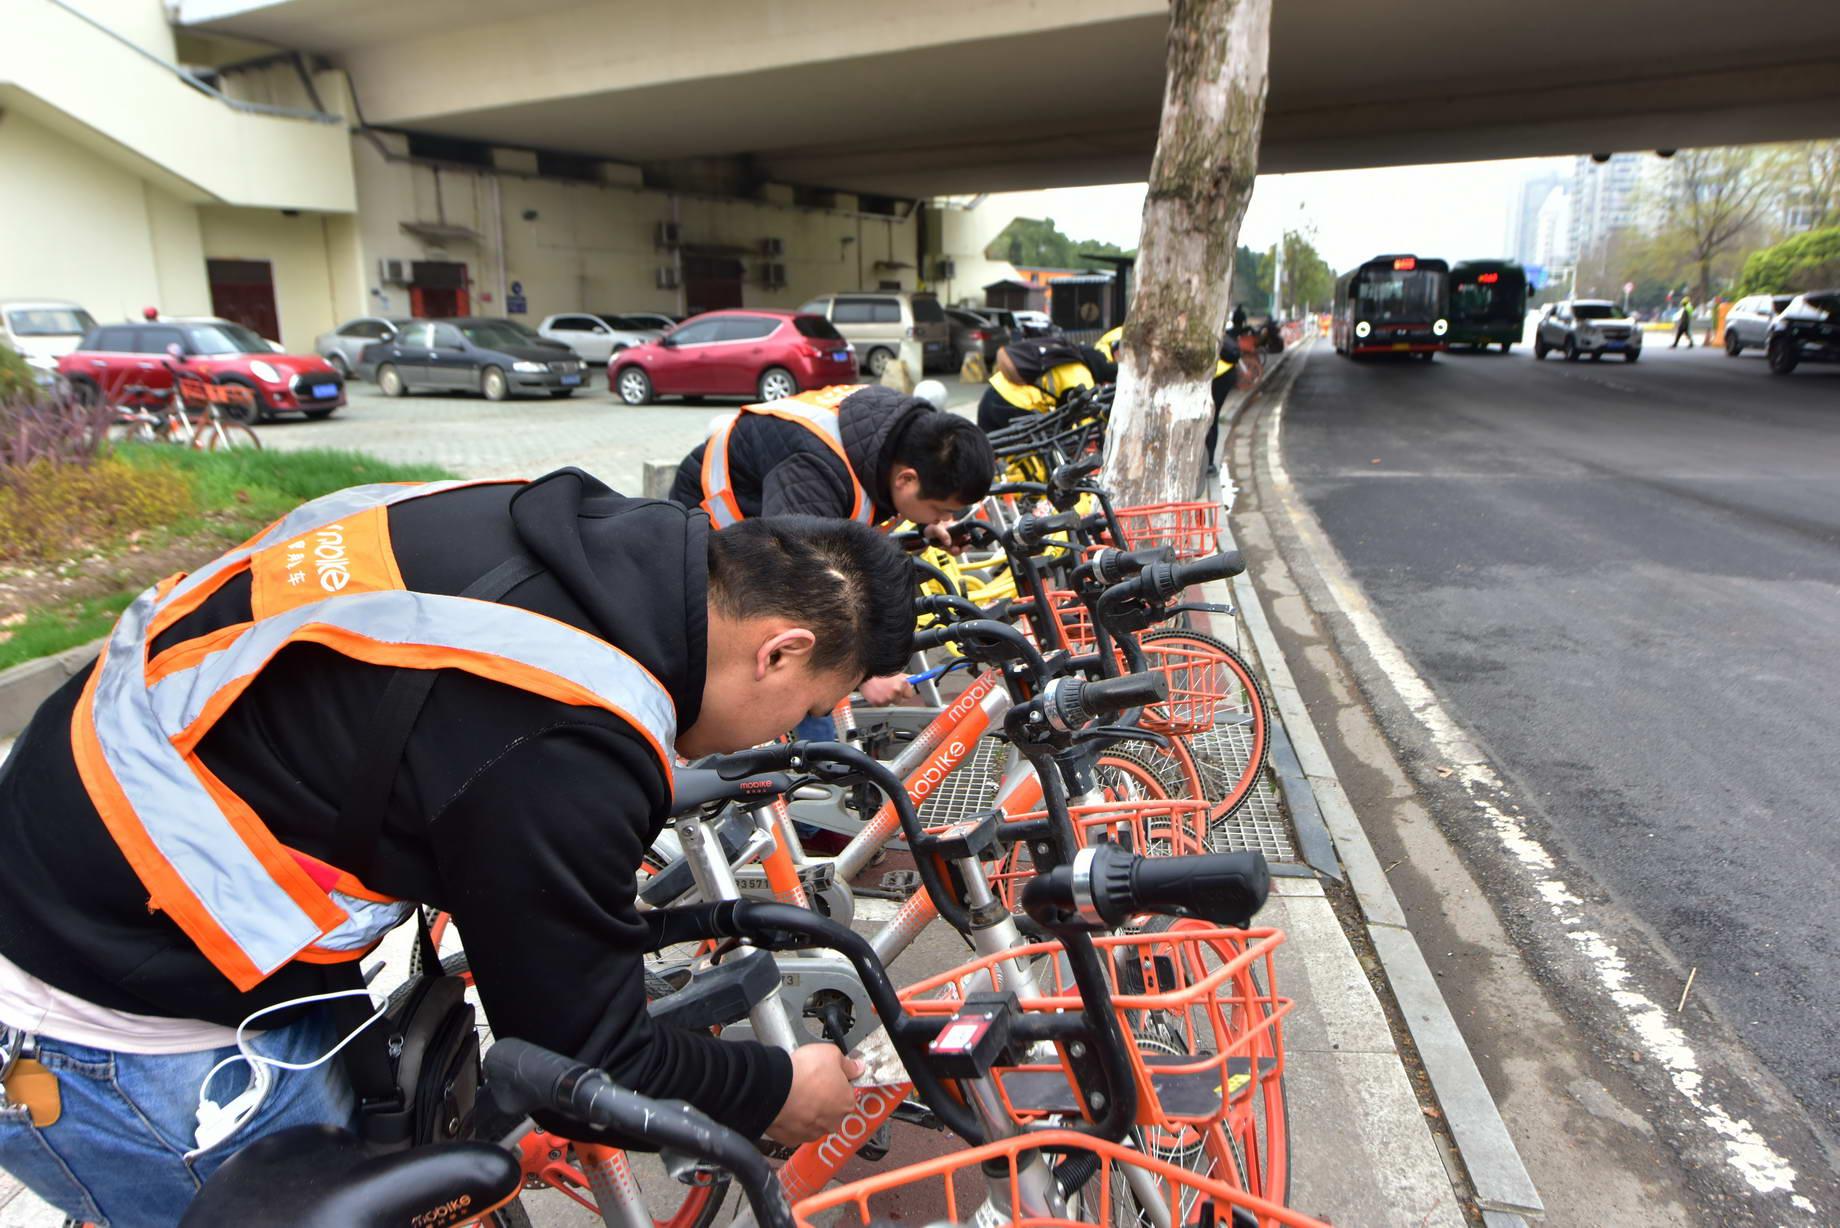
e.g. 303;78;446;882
181;789;1318;1228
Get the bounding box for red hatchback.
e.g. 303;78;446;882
60;317;345;423
608;310;855;405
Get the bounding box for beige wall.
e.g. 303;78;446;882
0;109;208;321
197;207;347;348
934;203;1025;310
348;136;917;324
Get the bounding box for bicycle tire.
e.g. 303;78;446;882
197;421;262;451
1140;628;1270;821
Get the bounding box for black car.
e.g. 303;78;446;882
945;308;1003;366
1765;292;1840;375
357;318;586;400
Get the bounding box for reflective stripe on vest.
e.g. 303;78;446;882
71;479;678;991
699;387;876;527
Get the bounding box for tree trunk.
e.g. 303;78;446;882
1102;0;1271;508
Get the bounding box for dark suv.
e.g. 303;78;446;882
1765;292;1840;375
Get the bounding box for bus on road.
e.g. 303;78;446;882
1332;255;1450;360
1449;260;1530;352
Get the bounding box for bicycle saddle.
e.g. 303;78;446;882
672;766;793;813
179;1125;520;1228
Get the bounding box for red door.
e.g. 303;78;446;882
683;256;744;316
207;259;279;341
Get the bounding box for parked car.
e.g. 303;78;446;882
945;308;1001;367
357;318;584;400
608;310;855;405
797;291;950;377
975;306;1057;341
536;313;667;364
1533;299;1641;362
1012;309;1058;338
1765;291;1840;375
610;312;681;333
1722;294;1794;356
315;316;409;379
60;316;342;421
1;299;97;386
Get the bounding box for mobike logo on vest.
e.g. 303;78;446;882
281;523;353;594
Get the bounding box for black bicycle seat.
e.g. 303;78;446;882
672;767;793;813
179;1125;520;1228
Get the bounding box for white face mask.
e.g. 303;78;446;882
186;988;386;1158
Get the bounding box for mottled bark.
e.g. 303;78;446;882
1103;0;1270;506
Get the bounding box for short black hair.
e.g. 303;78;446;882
890;410;994;505
707;516;915;680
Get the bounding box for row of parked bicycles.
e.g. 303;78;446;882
181;382;1329;1228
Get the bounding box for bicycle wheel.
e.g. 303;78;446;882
198;420;262;451
1140;628;1270;821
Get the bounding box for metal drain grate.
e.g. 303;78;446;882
915;736;1011;826
1187;720;1298;863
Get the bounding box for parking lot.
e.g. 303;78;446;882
259;375;984;492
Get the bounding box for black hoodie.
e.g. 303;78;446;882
0;470;792;1138
668;384;933;521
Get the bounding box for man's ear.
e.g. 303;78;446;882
755;627;818;679
889;465;920;497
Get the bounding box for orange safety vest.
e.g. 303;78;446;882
70;480;678;992
699;386;877;527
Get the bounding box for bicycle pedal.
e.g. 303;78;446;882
878;869;922;895
856;1122;891;1162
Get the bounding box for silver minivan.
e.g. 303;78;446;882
798;291;950;377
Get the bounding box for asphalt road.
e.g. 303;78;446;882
1277;339;1840;1132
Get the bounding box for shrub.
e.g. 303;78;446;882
1735;227;1840;296
0;386;113;474
0;345;37;402
0;456;195;563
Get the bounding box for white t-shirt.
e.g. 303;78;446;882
0;949;242;1055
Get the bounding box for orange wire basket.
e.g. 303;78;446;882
792;1127;1325;1228
1113;501;1222;562
898;925;1289;1132
1138;638;1232;736
984;801;1218;911
1027;588;1097;655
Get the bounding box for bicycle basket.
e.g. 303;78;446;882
1138;638;1231;736
985;801;1218;911
791;1127;1326;1228
898;925;1289;1131
1113;501;1221;562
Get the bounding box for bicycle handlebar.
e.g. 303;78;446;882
1019;842;1271;932
484;1040;794;1228
1036;672;1166;733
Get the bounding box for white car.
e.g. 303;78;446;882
536;313;666;364
1;298;97;385
1533;299;1641;363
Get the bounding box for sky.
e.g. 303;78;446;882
984;156;1572;274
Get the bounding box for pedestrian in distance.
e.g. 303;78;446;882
1672;295;1695;348
0;470;916;1227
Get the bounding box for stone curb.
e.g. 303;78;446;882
1225;338;1544;1219
0;637;103;739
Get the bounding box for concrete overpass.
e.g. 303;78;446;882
179;0;1840;196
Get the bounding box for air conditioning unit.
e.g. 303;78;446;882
761;237;784;257
378;258;409;285
656;265;680;290
655;221;681;248
934;257;956;280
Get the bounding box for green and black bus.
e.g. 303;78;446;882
1332;254;1449;360
1448;260;1530;352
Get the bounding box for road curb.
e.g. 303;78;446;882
0;637;103;739
1224;339;1545;1219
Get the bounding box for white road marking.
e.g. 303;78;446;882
1266;393;1817;1214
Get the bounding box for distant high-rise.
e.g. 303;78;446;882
1567;154;1644;265
1507;172;1563;266
1534;186;1574;271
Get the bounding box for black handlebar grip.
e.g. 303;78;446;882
912;626;957;652
1093;546;1174;586
1169;550;1245;589
483;1038;601;1121
1049;457;1103;491
1093;845;1271;929
1078;671;1167;717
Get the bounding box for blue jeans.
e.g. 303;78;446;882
0;1010;358;1227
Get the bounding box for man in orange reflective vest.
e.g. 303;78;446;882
0;470;914;1225
670;383;992;704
